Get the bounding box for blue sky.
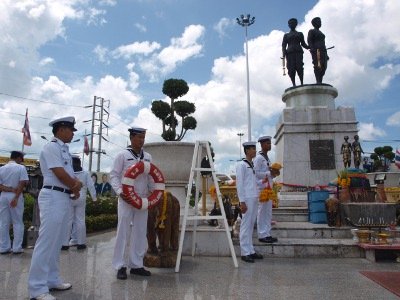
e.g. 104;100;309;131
1;0;399;175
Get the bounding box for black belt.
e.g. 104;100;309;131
42;185;71;194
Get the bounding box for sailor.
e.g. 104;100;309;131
28;116;83;300
254;136;278;244
236;141;264;263
63;156;97;250
0;151;29;254
110;127;154;279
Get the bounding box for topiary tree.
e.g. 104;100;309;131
370;146;395;171
151;78;197;141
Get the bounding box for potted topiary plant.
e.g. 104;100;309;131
151;78;197;141
146;78;198;207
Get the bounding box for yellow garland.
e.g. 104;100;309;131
157;191;168;229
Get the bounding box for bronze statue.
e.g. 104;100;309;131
282;18;309;86
307;17;328;84
340;136;352;168
352;135;364;169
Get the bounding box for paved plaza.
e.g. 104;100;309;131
1;230;399;300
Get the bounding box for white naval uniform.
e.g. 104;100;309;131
65;170;97;246
0;161;29;253
236;159;259;256
28;137;75;299
254;152;273;239
110;148;154;270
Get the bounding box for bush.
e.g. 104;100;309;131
86;214;118;233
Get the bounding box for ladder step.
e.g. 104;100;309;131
186;215;226;221
192;167;215;172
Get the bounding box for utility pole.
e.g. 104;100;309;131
85;96;110;172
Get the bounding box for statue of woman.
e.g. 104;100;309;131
282;18;309;86
307;17;328;84
352;135;364;169
340;136;352;168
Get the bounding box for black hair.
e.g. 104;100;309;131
91;173;98;182
10;151;23;160
72;156;82;172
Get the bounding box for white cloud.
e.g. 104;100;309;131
387;111;400;126
213;17;234;39
39;57;55;66
134;23;147;32
93;45;110;63
112;41;161;59
358;122;386;140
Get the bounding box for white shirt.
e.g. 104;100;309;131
235;159;259;203
253;152;272;191
0;161;29;198
110;148;154;197
74;170;97;201
40;137;74;188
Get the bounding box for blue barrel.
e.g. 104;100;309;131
307;191;329;224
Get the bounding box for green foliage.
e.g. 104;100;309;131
23;193;35;229
86;214;118;233
151;78;197;141
370;146;395;171
86;195;118;216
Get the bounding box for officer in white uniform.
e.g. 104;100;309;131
254;135;278;243
63;156;97;250
110;127;154;279
28;116;83;300
0;151;29;254
236;142;263;263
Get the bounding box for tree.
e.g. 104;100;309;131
151;78;197;141
370;146;395;171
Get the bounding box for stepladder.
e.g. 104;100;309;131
175;141;238;272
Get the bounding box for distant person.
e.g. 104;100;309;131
352;135;364;169
340;136;352;168
0;151;29;254
282;18;309;86
91;173;100;193
307;17;328;84
63;156;97;251
98;173;112;196
236;141;263;263
28;116;82;300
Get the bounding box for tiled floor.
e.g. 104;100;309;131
1;230;399;300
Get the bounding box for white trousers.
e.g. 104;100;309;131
257;200;272;239
28;189;70;298
239;197;258;256
64;199;86;246
0;193;24;252
112;199;148;270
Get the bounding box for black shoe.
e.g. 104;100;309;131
0;250;11;255
258;236;278;243
130;267;151;276
241;255;255;263
61;245;69;250
117;267;127;280
77;244;87;250
249;252;263;259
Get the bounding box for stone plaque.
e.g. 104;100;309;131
309;140;335;170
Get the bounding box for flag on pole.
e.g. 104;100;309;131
84;135;90;155
22;108;32;146
395;147;400;169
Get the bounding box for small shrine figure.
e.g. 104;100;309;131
340;136;352;168
307;17;328;84
282;18;309;86
352;135;364;169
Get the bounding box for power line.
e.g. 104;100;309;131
0;109;51;120
0;92;87;108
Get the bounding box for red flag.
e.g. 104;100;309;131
22;108;32;146
83;135;90;155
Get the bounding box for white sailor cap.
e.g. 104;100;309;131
49;116;77;132
258;135;272;142
242;141;257;148
128;127;147;135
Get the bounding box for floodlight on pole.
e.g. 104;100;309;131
237;14;255;142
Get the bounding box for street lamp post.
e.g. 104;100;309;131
237;14;255;142
237;132;244;159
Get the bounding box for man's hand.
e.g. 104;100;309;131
240;202;247;214
119;192;129;201
10;197;18;208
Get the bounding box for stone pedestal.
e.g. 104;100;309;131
274;84;358;194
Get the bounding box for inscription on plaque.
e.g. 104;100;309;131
309;140;335;170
